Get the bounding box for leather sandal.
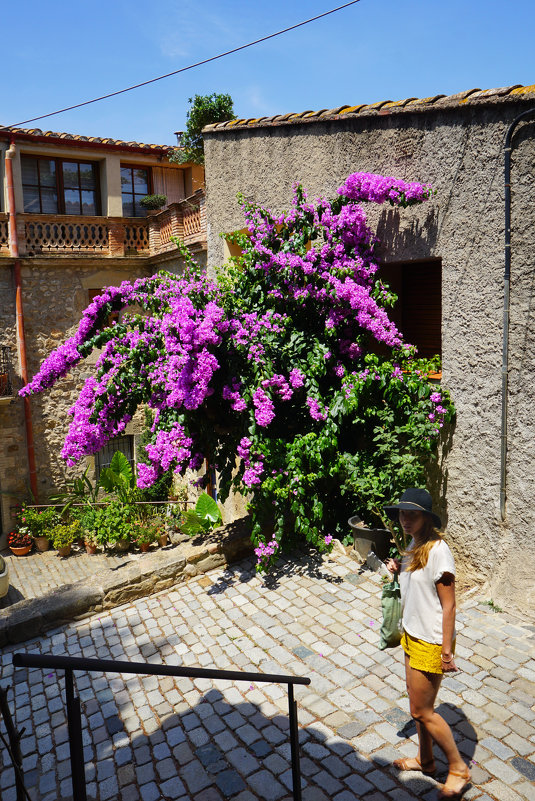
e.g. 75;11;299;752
437;766;471;799
393;756;436;776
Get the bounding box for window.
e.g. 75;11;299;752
121;165;151;217
21;155;100;215
94;435;134;480
378;260;442;359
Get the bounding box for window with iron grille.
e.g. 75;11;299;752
0;346;12;397
94;435;134;480
21;155;100;216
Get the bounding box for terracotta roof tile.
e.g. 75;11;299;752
0;123;175;152
203;83;535;133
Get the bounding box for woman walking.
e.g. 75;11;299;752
385;488;470;800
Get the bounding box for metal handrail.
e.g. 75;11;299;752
13;652;310;801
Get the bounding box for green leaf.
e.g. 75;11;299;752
195;492;222;524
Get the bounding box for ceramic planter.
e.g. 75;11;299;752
158;533;168;547
113;538;130;552
34;536;50;552
139;542;151;553
56;544;72;557
348;516;391;561
0;555;8;598
85;542;97;555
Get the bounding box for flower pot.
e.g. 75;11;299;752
348;517;391;561
9;545;32;557
113;538;130;552
34;536;50;552
56;544;72;557
85;542;97;555
158;533;168;548
139;542;151;553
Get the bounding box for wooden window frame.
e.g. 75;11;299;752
120;163;153;218
21;154;101;216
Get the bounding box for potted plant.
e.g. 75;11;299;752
17;506;60;552
348;515;392;561
7;530;32;556
132;522;158;552
139;194;167;213
50;521;80;557
83;532;99;555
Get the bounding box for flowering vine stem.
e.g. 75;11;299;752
21;173;453;571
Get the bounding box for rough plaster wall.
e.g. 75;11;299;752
204;104;535;615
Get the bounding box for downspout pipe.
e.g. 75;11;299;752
5;140;39;503
500;108;535;521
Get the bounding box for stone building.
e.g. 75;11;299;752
0;124;206;542
202;83;535;613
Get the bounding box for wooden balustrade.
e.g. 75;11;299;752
0;191;205;259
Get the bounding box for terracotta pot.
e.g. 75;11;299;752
56;544;72;558
34;536;50;552
139;542;151;552
9;545;32;556
158;533;168;547
85;542;97;555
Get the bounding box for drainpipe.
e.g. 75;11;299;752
5;140;39;503
500;108;535;521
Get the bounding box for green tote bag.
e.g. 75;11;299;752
378;575;402;650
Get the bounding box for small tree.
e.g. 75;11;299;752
171;93;236;165
20;172;454;571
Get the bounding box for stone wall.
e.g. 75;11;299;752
203;100;535;614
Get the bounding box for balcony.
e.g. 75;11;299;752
0;189;205;260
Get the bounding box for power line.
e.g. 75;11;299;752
1;1;361;131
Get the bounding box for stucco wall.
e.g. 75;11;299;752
204;101;535;615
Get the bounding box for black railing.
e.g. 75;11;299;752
12;653;310;801
0;346;12;397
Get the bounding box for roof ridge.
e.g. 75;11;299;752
203;83;535;132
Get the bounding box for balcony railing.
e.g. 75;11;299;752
0;189;205;260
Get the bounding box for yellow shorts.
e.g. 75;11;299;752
401;631;455;675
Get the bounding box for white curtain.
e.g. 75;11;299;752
152;167;184;206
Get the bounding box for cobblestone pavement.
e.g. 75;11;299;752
0;545;150;608
1;549;534;801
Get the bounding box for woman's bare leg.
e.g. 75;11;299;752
407;659;469;792
405;652;435;767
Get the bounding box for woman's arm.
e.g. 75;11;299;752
436;571;458;672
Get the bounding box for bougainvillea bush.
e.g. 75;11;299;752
21;172;454;570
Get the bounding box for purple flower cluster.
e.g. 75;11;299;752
306;397;328;422
337;172;433;206
254;538;278;566
20;171;438;520
237;437;264;487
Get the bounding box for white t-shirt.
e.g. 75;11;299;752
399;539;456;645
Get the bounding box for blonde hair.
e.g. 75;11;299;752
404;516;443;572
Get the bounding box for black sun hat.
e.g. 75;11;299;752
383;488;442;529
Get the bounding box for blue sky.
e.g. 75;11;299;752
3;0;534;146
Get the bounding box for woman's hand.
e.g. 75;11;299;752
385;558;401;575
441;654;459;672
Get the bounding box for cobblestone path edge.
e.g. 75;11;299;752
0;532;253;647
